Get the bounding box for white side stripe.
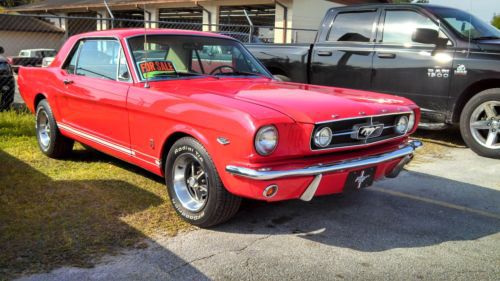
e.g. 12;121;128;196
58;123;161;167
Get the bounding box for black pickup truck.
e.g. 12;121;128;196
247;4;500;158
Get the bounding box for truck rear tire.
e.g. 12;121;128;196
460;89;500;159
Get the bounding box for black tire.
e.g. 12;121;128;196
273;74;291;82
165;137;241;227
460;88;500;159
0;80;15;111
35;99;74;158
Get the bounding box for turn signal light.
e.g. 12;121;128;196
263;184;278;198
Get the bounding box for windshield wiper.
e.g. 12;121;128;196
214;71;271;79
472;36;500;40
149;72;219;79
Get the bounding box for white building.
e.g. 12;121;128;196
11;0;391;43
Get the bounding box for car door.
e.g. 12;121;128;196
310;8;380;90
57;38;132;153
371;8;454;123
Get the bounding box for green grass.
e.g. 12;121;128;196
0;110;191;280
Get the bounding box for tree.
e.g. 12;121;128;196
0;0;36;8
492;15;500;29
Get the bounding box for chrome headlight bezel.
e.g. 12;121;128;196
254;125;278;156
314;127;333;148
407;111;416;132
395;115;410;134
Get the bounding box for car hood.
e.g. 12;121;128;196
151;78;416;124
475;39;500;52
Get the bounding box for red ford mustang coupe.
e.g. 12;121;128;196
19;29;422;227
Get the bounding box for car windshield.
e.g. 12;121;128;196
127;35;270;81
428;6;500;40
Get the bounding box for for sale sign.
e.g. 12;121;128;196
138;60;176;79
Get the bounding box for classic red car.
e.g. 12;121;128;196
18;29;422;227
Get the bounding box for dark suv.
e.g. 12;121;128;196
0;46;15;111
247;4;500;158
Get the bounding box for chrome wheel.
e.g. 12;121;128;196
470;101;500;150
37;109;51;149
172;153;208;212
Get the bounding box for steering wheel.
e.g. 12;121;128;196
209;65;236;75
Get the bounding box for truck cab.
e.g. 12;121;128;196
247;4;500;158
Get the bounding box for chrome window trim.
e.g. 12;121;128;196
61;36;133;84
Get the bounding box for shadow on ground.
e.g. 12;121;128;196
0;150;206;280
414;127;465;147
215;171;500;252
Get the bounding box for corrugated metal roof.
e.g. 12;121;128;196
10;0;203;12
10;0;392;12
0;14;64;33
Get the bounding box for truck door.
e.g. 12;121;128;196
371;8;454;123
310;8;379;90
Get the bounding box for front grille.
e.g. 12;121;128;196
310;112;412;150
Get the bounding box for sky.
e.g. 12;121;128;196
429;0;500;23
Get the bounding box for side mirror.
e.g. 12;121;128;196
412;28;439;45
0;46;4;54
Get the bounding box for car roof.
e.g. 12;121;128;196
74;28;234;40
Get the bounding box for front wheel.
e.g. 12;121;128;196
165;137;241;227
460;89;500;159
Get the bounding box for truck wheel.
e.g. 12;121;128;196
165;137;241;227
0;90;14;111
35;99;74;158
460;89;500;159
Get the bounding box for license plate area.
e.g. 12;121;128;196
344;167;376;192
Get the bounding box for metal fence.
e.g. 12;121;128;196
0;13;317;110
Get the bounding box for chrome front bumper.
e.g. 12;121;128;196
226;140;422;201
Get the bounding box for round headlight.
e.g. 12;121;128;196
395;115;409;134
314;127;333;148
408;112;415;131
255;125;278;156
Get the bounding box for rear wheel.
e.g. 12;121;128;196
35;99;74;158
165;137;241;227
460;89;500;159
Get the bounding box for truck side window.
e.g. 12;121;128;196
327;11;377;42
382;10;447;45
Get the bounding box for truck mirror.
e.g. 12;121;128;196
0;46;4;54
412;28;439;45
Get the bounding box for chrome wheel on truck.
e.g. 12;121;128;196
469;101;500;149
461;89;500;159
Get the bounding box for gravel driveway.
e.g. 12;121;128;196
15;143;500;281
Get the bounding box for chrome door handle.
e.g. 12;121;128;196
63;79;73;85
377;53;396;59
317;51;333;56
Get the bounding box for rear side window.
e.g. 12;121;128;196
76;39;120;80
327;11;378;42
